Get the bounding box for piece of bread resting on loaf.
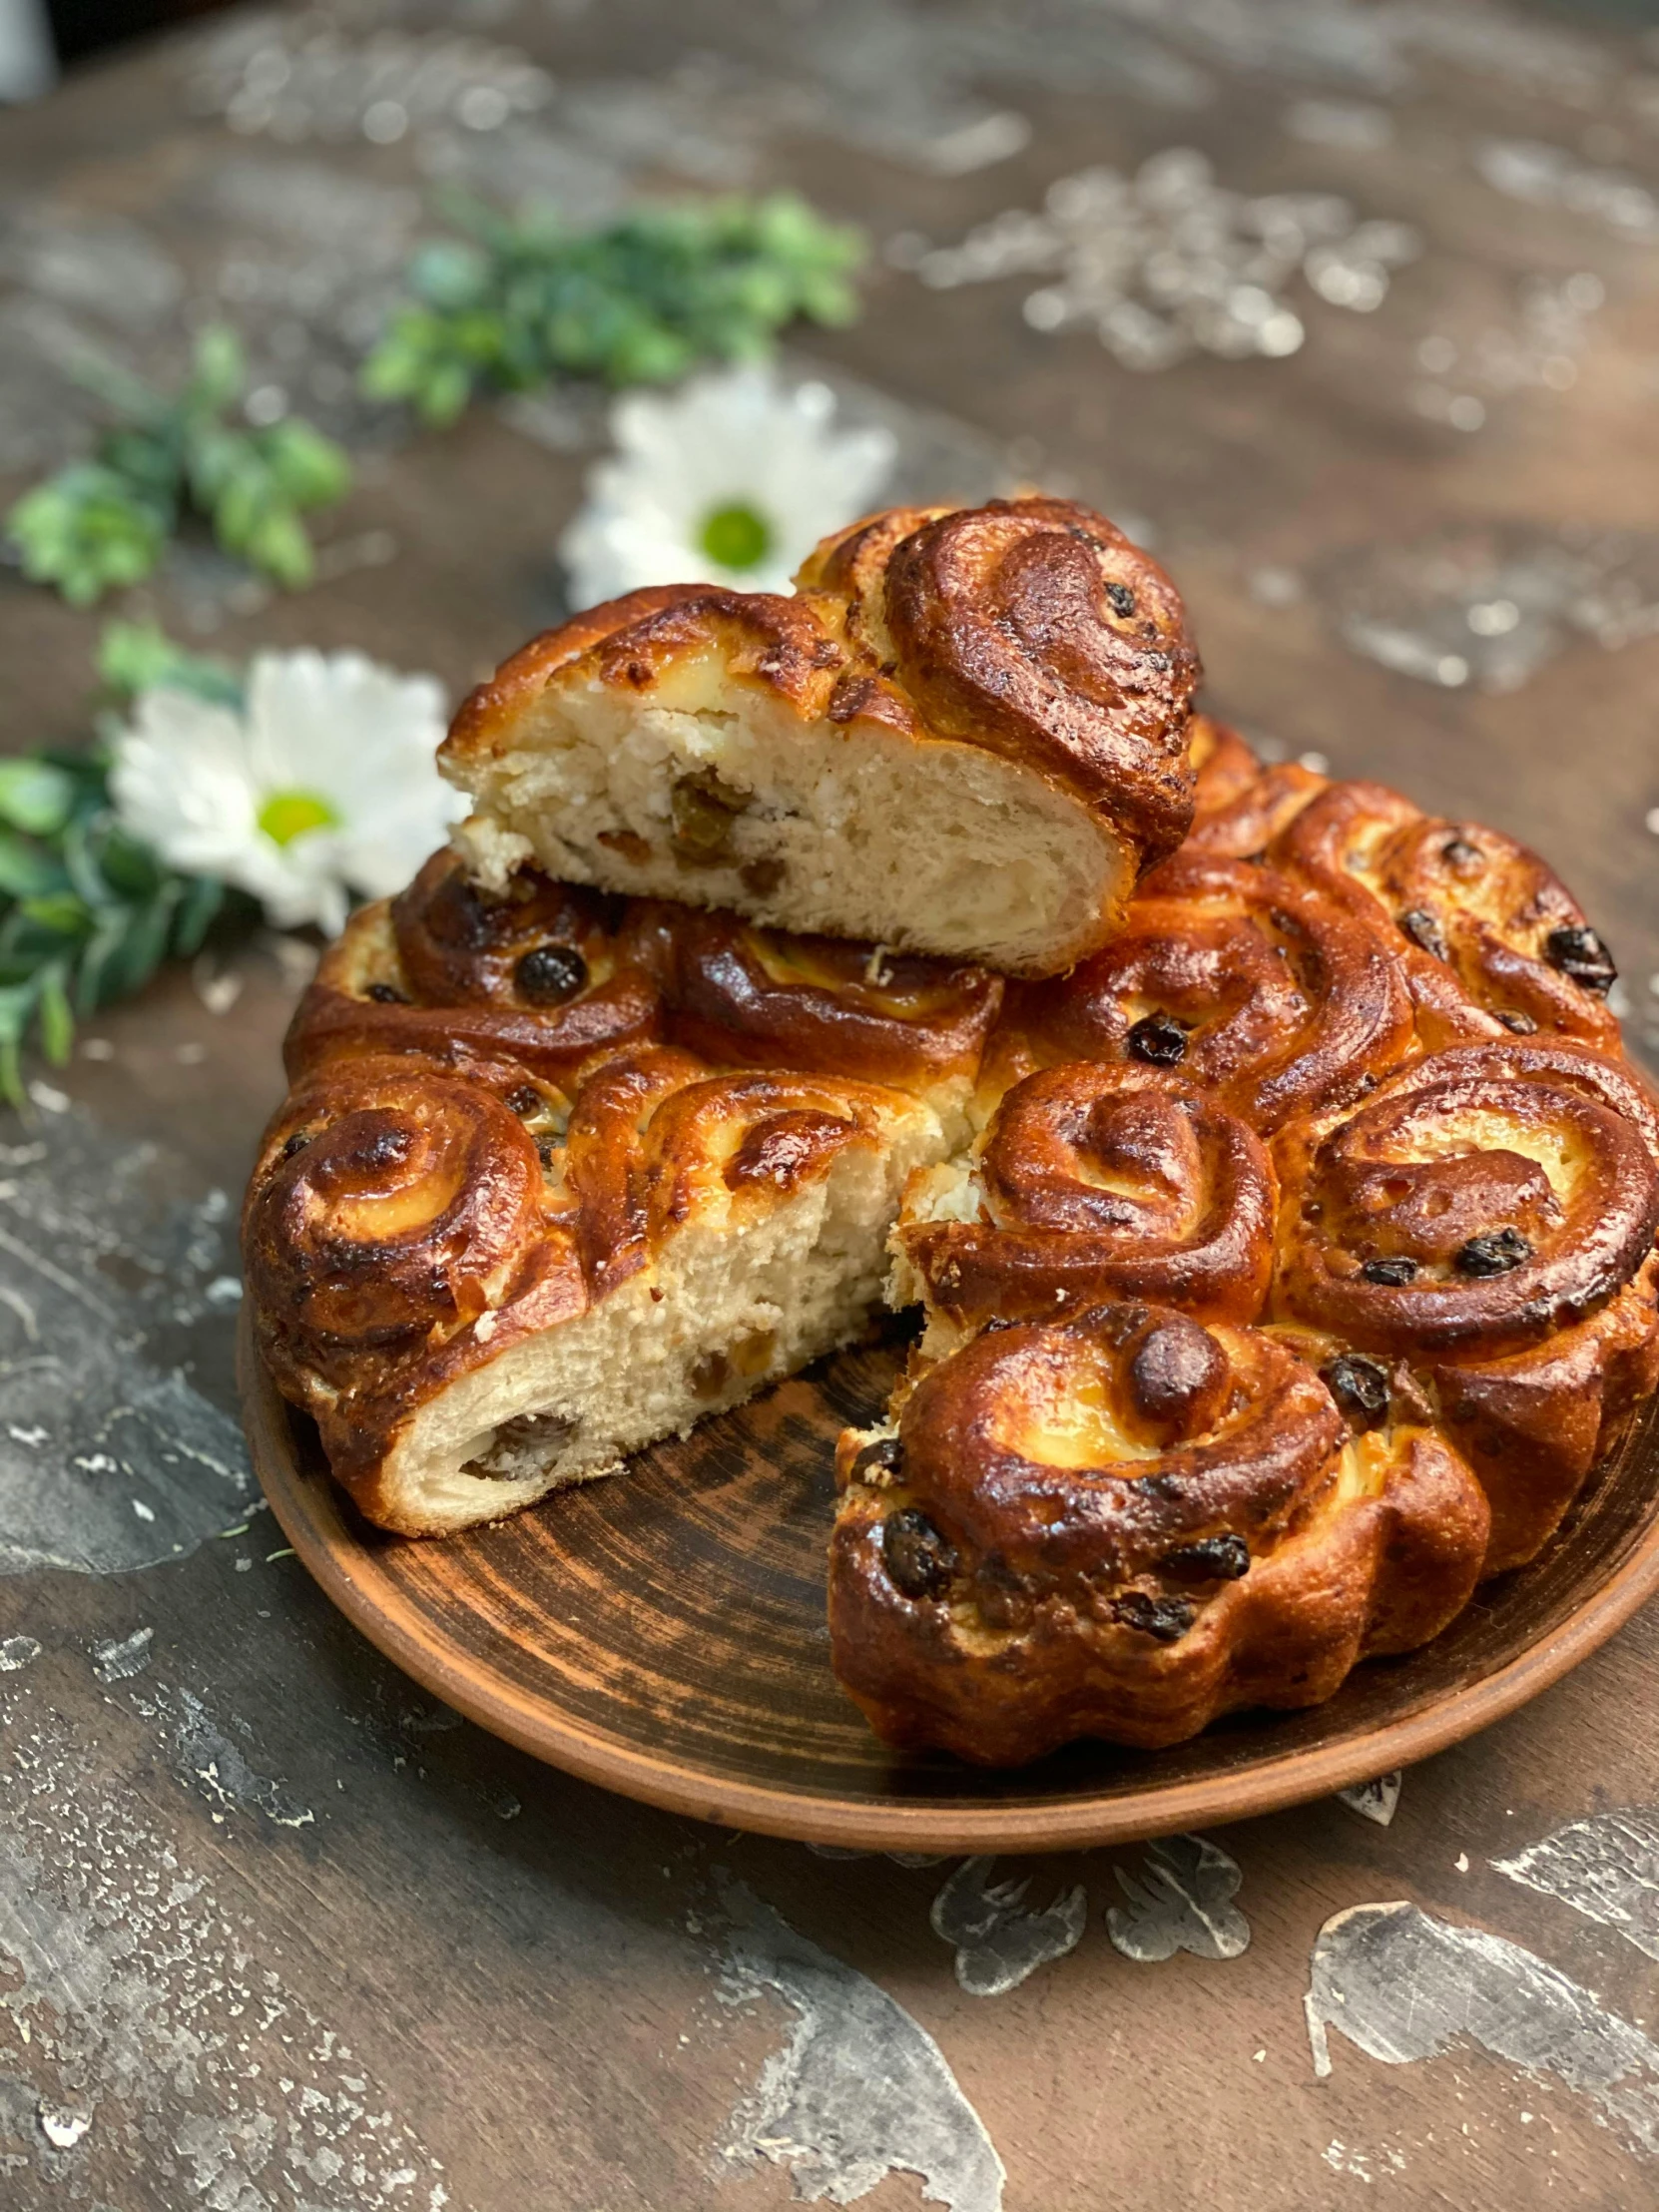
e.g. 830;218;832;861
245;678;1659;1755
437;497;1201;978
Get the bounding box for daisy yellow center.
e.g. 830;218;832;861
259;789;339;847
699;502;773;572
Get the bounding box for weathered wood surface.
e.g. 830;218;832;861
5;4;1659;2206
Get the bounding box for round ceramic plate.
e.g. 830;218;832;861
242;1307;1659;1853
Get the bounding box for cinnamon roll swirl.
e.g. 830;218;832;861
829;1302;1488;1758
631;900;1001;1137
1273;1039;1659;1567
1271;780;1620;1049
1008;849;1415;1133
286;851;661;1089
895;1064;1276;1332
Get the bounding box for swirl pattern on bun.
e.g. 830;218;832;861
1273;1040;1659;1359
633;900;1001;1126
439;497;1201;977
1007;848;1416;1133
829;1302;1489;1759
1271;779;1619;1048
896;1064;1276;1331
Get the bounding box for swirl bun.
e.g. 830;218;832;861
631;900;1001;1136
1009;849;1415;1133
1271;780;1620;1048
896;1064;1276;1330
284;853;662;1089
439;498;1201;977
829;1302;1489;1758
245;1055;547;1358
1186;718;1327;860
1273;1040;1659;1359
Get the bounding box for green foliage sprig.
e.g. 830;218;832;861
6;326;352;607
0;625;248;1105
361;191;866;426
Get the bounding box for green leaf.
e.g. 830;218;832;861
18;893;92;937
97;620;244;708
0;761;75;839
173;872;225;956
37;966;74;1066
6;464;171;605
8;321;347;607
188;323;248;416
258;418;351;509
0;831;65;901
361;190;868;418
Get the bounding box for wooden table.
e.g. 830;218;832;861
5;3;1659;2205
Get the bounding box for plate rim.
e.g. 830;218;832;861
240;1309;1659;1854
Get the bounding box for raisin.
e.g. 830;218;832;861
670;770;749;864
881;1508;958;1600
1454;1227;1532;1277
1126;1012;1188;1066
1496;1009;1537;1034
280;1131;310;1159
1160;1533;1250;1581
1397;908;1448;961
849;1435;902;1485
1362;1256;1418;1286
515;946;588;1005
506;1085;543;1117
740;857;787;897
365;981;409;1004
1441;836;1483;870
1112;1590;1196;1642
1103;580;1138;618
1545;924;1616;995
1322;1352;1390;1427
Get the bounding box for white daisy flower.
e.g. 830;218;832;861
559;365;898;606
109;649;462;935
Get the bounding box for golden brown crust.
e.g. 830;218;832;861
253;688;1658;1760
630;900;1003;1096
873;498;1200;860
1272;1039;1659;1359
443;585;845;765
828;1302;1489;1759
1271;779;1620;1049
1007;848;1417;1134
899;1065;1276;1328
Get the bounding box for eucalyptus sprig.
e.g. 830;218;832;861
0;625;248;1105
6;325;352;606
361;191;866;426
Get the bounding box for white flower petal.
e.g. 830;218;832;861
108;652;455;936
559;366;898;610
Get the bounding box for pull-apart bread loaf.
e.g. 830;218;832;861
438;497;1201;977
245;505;1659;1766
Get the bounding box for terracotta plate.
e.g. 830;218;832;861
242;1307;1659;1853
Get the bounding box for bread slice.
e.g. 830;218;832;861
439;498;1201;978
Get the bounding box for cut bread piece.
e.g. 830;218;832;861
441;498;1201;978
360;1117;935;1535
244;1028;947;1537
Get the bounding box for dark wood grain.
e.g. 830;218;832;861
244;1305;1659;1853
